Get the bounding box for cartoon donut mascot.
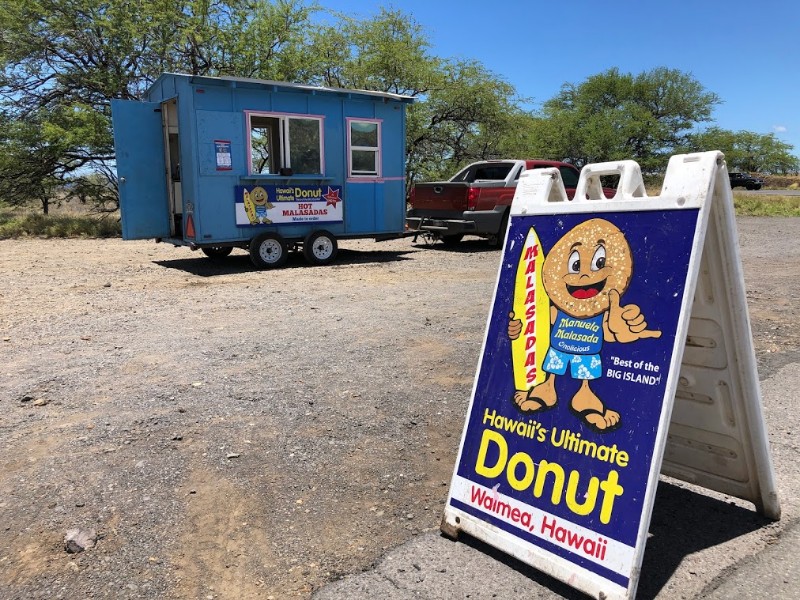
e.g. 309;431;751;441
508;219;661;432
243;186;274;224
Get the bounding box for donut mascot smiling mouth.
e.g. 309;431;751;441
508;218;661;432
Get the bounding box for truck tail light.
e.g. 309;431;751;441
409;186;415;206
467;187;479;211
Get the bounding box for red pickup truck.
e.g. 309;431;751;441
406;159;590;246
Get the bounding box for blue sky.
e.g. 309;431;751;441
317;0;800;156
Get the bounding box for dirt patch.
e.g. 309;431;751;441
1;218;798;599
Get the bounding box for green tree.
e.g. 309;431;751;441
405;59;524;183
0;113;62;214
687;127;799;174
1;2;522;208
528;67;721;173
0;0;312;209
301;7;529;186
305;7;434;95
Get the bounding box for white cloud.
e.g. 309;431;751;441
774;125;788;133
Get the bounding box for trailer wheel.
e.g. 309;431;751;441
202;246;233;259
249;232;288;268
303;230;338;265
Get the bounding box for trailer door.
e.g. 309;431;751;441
111;100;170;240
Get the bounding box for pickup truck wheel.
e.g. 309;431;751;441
249;232;288;269
202;246;233;259
488;213;509;248
303;230;338;265
441;234;463;246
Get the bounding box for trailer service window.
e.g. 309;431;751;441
248;113;323;175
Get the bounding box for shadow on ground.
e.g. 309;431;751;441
153;247;416;276
453;479;773;599
409;238;502;254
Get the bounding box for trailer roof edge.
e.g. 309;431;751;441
151;73;415;103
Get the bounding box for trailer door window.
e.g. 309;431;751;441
348;119;381;177
249;113;322;175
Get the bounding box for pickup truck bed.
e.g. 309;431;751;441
407;159;588;245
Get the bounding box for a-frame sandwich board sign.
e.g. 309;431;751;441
441;151;780;600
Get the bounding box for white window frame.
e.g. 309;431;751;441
347;118;382;178
246;111;324;175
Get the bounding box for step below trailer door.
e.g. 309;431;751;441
111;99;170;240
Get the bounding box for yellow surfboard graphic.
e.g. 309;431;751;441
243;189;257;224
511;226;550;391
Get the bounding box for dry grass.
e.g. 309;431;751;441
762;174;800;190
733;193;800;216
0;201;121;239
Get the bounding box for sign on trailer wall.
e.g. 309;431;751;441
441;152;780;599
235;184;344;226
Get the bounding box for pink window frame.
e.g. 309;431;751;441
346;117;382;179
245;110;326;176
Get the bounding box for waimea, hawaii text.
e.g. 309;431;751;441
469;484;610;562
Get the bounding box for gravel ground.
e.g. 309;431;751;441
1;217;798;600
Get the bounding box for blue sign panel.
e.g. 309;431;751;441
446;208;699;589
234;185;344;226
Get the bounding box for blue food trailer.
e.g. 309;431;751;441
111;73;413;267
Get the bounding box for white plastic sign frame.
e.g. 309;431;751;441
441;151;780;600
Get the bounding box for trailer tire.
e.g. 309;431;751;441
249;232;288;268
303;230;338;265
202;246;233;259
